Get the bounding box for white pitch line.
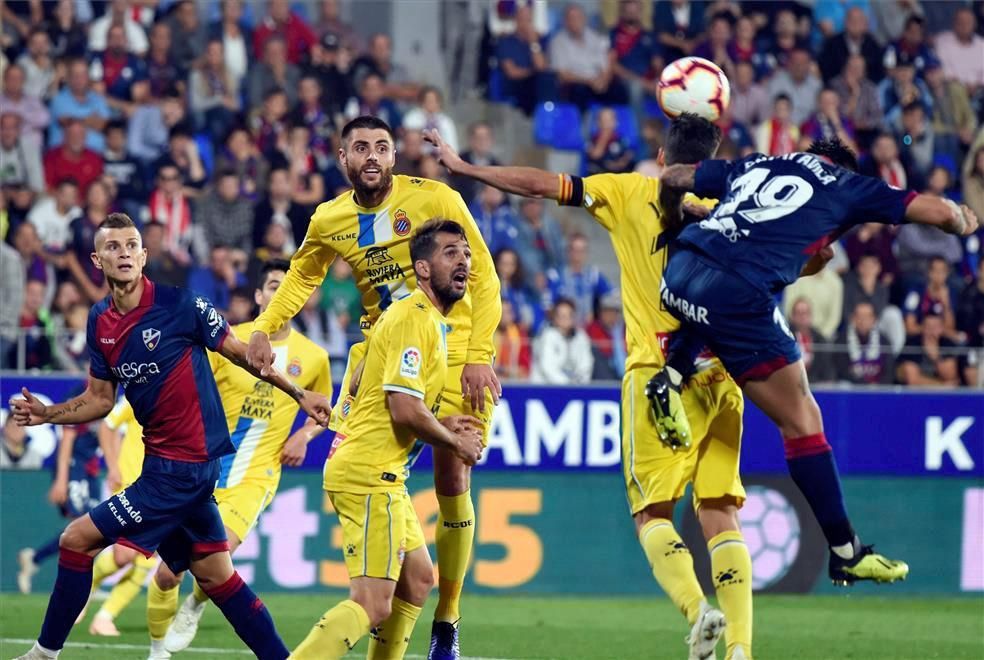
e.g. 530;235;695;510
1;638;524;660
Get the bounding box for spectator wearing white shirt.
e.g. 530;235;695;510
402;86;460;153
0;64;50;150
549;3;627;111
531;299;594;384
0;113;45;214
87;0;149;55
27;179;82;254
16;30;57;100
934;7;984;94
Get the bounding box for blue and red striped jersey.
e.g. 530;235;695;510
87;277;235;463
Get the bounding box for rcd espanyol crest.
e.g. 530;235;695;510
142;328;161;351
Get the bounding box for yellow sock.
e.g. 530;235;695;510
147;577;180;640
639;518;705;624
91;550;120;589
291;599;371;660
101;555;155;619
367;597;422;660
434;491;475;623
192;579;210;606
709;530;753;659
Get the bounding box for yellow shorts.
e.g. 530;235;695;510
331;341;493;446
329;489;426;581
622;363;745;515
214;481;275;543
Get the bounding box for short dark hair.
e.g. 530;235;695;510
807;136;859;172
410;219;467;265
258;258;291;289
341;115;395;143
664;113;722;165
902;101;925;115
230;285;252;301
215;167;238;180
106;118;127;133
100;212;136;230
56;176;80;189
169;121;193;140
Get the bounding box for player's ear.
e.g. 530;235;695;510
254;289;263;306
91;250;103;271
657;148;665;167
414;259;430;280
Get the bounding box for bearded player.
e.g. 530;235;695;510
247;116;501;659
426;120;752;659
10;213;331;660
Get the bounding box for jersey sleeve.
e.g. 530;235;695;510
439;186;501;365
693;158;745;199
254;206;338;336
557;173;632;231
840;172;914;227
186;291;230;351
86;307;113;381
104;398;132;431
381;314;433;400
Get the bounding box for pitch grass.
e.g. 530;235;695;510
2;593;982;659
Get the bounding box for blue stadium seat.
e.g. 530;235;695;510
586;105;641;152
194;133;214;178
487;67;516;104
933;153;958;178
533;102;583;151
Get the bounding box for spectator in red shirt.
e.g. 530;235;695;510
253;0;317;66
43;118;104;196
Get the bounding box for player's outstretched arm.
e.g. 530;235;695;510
219;334;332;427
905;196;980;237
425;128;563;200
9;377;116;427
98;420;123;492
387;392;483;465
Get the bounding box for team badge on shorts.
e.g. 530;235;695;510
288;358;303;377
398;538;407;566
393;210;411;236
400;347;421;378
142;328;161;351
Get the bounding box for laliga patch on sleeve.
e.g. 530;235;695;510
400;347;422;378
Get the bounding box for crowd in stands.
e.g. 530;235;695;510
0;0;982;388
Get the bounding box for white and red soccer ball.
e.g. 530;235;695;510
658;56;731;122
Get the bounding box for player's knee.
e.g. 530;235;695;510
407;564;435;603
433;452;470;496
355;595;392;627
697;499;740;540
634;501;676;534
778;393;823;439
155;567;182;591
59;518;94;553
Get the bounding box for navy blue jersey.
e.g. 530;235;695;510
678;152;915;293
69;422;101;479
87;277;234;463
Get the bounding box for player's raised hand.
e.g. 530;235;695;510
281;429;310;467
461;363;501;414
10;387;46;426
423;129;464;174
443;416;483;465
682;199;711;219
297;389;332;427
48;478;68;506
959;204;979;236
247;331;275;376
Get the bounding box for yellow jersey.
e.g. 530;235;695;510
559;172;714;372
324;289;449;494
253;175;500;367
104;398;144;487
211;322;332;490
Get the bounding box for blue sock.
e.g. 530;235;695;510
204;572;288;660
38;548;94;651
33;535;62;564
784;433;856;548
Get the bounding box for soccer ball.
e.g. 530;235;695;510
657;57;731;121
739;486;801;590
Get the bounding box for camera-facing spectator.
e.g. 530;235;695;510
153;123;207;195
142;221;188;288
44;118;105;198
496;4;549;116
16;279;55;371
320;259;361;337
830;54;882;149
209;0;252;88
653;0;705;63
52;302;90;373
768;48;822;127
957;262;984;382
964;140;984;225
253;0;317;66
934;7;984;94
15;31;57;102
545;233;614;325
894;102;934;182
27;178;81;254
0;412;46;469
9;221;54;305
145;160;193;265
88;0;149;55
450;122;501;206
0;64;50;150
762;8;809;75
469;184;520;257
188;244;247;317
789;297;835;382
49;58;111;152
818;7;884;84
189;39;241;142
610;0;661;112
897;312;960;386
798;87;857;153
350;33;421;104
842;252;905;352
730;60;770;128
871;0;924;46
925;59;978;159
586;291;627;381
144;21;187;99
303;33;355;118
550;4;627;112
586;107;637;175
166;0;209;72
248;36;302;108
315;0;363;53
403;87;459;153
102;120;146;214
344;73;402;129
216;125;270;202
883;16;934;76
128;84;189;164
859;131;914;191
835;302;896;385
495;247;545;333
226;287;255;327
692;12;736;80
0;113;45;214
903;256;961;339
247;221;292;286
89;23;149;115
531;298;593;385
717;105;755;157
783;252;843;340
279;123;325;207
45;0;88;60
515;197;566;289
756;94;799;157
253;166;308;250
63;180;112;303
196;169;255;254
289;75;336;168
879;60;932;127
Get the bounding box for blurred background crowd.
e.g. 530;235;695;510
0;0;982;388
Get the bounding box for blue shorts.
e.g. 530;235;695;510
89;456;228;574
662;248;801;384
61;475;100;518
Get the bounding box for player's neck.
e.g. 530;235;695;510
269;325;290;342
109;276;145;314
417;281;451;316
352;181;393;209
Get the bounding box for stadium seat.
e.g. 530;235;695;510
533;102;584;151
487;67;516;104
194;133;214;178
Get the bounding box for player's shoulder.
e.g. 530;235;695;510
88;296;112;323
311;190;357;221
155;282;194;309
381;291;437;327
395;174;462;202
